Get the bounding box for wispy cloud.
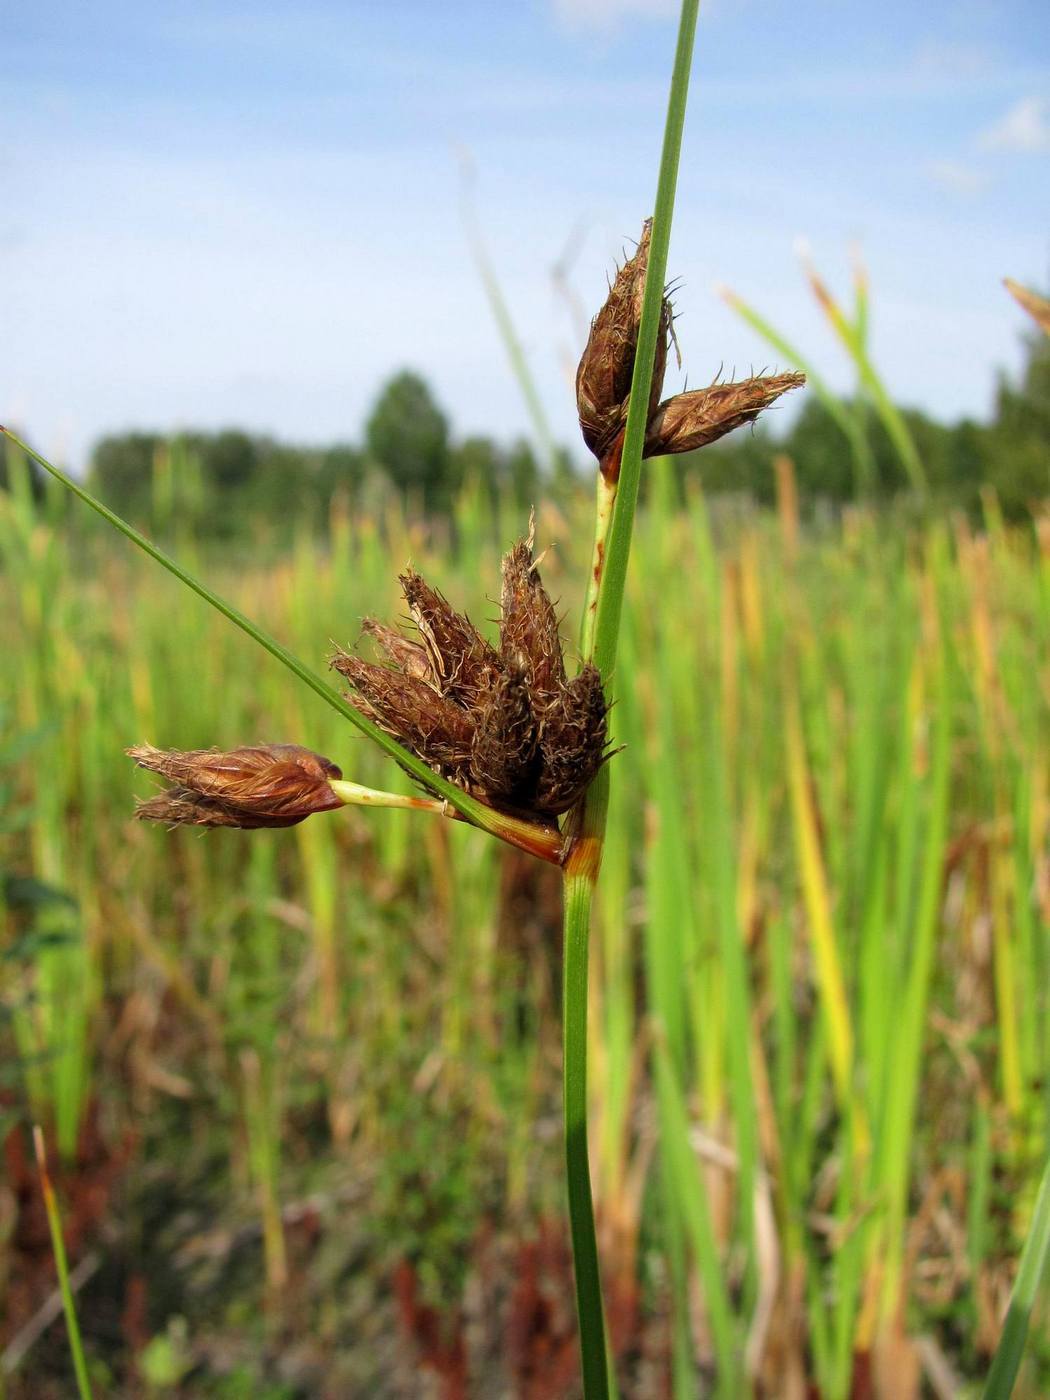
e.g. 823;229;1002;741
978;96;1050;153
925;159;989;195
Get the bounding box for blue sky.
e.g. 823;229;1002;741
4;1;1050;470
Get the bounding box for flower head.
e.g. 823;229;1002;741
332;532;608;818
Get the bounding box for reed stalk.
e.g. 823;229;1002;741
562;2;700;1389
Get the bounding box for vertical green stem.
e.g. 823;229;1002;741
561;6;700;1392
563;845;610;1396
590;0;700;684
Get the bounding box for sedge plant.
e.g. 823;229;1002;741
0;1;810;1387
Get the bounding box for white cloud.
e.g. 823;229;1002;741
978;96;1050;153
551;0;677;33
925;159;989;195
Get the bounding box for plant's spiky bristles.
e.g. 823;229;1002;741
128;743;344;828
333;536;609;818
499;537;566;704
578;234;805;468
470;666;540;800
576;220;673;462
329;654;476;777
644;371;806;456
360;617;434;682
400;569;501;706
534;665;608;815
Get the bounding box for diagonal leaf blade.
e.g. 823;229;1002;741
0;426;559;860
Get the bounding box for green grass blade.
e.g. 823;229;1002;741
982;1154;1050;1399
32;1127;94;1400
461;163;559;475
720;285;876;494
0;427;558;860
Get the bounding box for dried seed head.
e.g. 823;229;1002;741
128;743;343;829
469;667;540;801
361;617;434;683
499;536;565;704
644;372;806;457
330;652;476;778
534;665;608;815
400;569;501;705
333;535;611;820
576;220;672;462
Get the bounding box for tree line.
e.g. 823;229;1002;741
3;329;1047;531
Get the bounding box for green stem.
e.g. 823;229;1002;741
590;0;700;683
563;841;609;1396
0;427;561;865
562;9;700;1391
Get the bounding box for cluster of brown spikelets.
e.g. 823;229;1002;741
576;219;804;474
129;218;803;838
331;529;607;821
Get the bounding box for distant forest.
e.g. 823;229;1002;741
4;327;1048;532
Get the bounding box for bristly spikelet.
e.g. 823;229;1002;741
577;231;804;467
331;535;609;819
469;666;540;802
644;372;806;457
576;220;673;463
499;535;565;704
329;653;476;778
360;617;433;683
534;666;608;815
128;743;344;828
400;570;501;706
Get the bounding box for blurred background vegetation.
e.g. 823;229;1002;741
1;293;1048;1397
4;301;1044;538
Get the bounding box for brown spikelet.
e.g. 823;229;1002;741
499;536;565;704
128;743;343;829
535;665;608;816
576;220;672;462
330;652;476;777
644;372;806;457
469;667;540;801
361;617;434;682
400;570;501;705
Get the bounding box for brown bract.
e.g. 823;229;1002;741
128;743;343;828
332;537;608;818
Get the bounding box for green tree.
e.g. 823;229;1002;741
89;432;160;521
986;330;1050;517
365;371;452;510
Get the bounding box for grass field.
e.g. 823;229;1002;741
2;453;1047;1396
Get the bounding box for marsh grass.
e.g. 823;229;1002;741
2;450;1047;1392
